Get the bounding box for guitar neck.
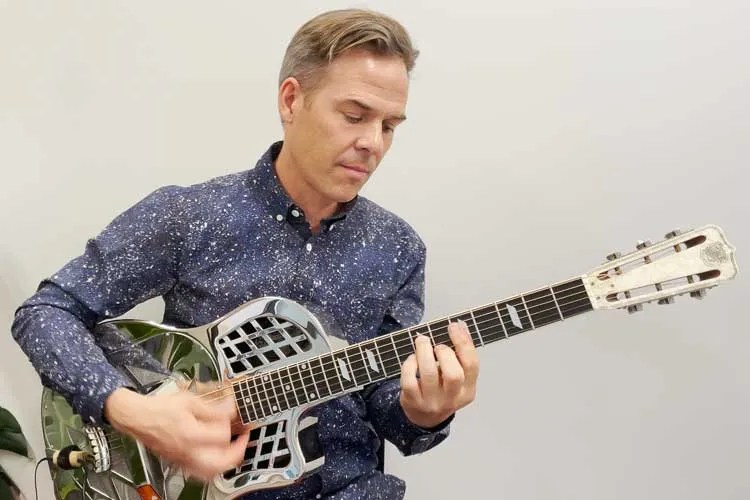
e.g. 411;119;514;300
233;277;593;423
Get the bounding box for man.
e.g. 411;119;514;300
12;9;479;499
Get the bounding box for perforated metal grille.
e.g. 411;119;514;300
224;421;290;480
218;315;312;377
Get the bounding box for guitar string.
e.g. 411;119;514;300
97;283;591;441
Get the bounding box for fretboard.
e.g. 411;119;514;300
233;277;592;423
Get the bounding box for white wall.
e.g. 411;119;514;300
1;1;748;499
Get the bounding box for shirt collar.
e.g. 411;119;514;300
246;141;359;226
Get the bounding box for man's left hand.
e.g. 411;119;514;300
399;320;480;429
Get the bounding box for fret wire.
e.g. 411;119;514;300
259;373;276;415
295;362;310;403
315;356;333;398
343;345;358;386
309;357;329;399
372;338;387;377
233;381;249;423
549;286;564;320
243;282;592;413
520;294;535;329
264;372;282;413
281;367;300;408
468;309;484;346
493;302;509;338
357;344;373;384
279;369;292;411
324;353;345;394
334;351;356;390
251;375;268;419
388;333;402;365
243;379;257;421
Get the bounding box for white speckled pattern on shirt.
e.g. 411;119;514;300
13;142;451;499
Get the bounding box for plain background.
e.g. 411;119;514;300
1;1;748;499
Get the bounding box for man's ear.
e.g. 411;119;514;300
278;77;303;124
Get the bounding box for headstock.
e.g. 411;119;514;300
584;225;737;311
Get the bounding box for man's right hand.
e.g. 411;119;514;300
104;387;250;481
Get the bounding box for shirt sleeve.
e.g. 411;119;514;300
363;240;454;456
11;186;183;424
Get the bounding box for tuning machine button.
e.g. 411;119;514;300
665;229;681;239
657;297;675;305
627;304;643;313
636;240;652;250
606;252;622;261
690;289;707;299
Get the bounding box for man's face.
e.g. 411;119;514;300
279;49;409;205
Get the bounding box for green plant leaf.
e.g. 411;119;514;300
0;406;30;458
0;407;23;434
0;464;20;500
0;430;29;458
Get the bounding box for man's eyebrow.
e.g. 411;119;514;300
344;98;407;121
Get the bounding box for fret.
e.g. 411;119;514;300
375;335;400;376
347;345;371;386
549;286;564;320
260;372;282;414
452;310;483;347
278;366;301;409
242;378;261;421
271;369;291;412
368;339;388;380
287;363;308;407
493;303;509;340
320;353;344;396
428;319;451;346
295;362;312;403
233;380;251;424
525;288;563;328
307;357;331;400
520;295;535;329
391;330;414;371
334;349;356;391
250;375;269;419
411;324;432;344
472;304;503;343
498;296;532;336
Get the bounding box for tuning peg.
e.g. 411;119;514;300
627;304;643;313
606;252;622;261
690;289;707;299
665;229;681;239
657;297;675;305
636;240;652;250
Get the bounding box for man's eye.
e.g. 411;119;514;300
344;114;362;124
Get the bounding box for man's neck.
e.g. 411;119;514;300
274;146;338;233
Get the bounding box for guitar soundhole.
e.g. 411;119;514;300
218;314;313;376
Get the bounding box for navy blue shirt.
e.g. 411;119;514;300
13;142;451;499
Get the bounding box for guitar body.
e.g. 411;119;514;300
42;297;343;500
40;224;738;500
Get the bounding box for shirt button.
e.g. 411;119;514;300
276;214;284;221
315;495;322;499
306;243;312;252
291;209;300;218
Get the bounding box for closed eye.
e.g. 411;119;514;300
344;114;363;124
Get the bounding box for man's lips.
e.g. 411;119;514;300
340;163;369;174
339;163;370;179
